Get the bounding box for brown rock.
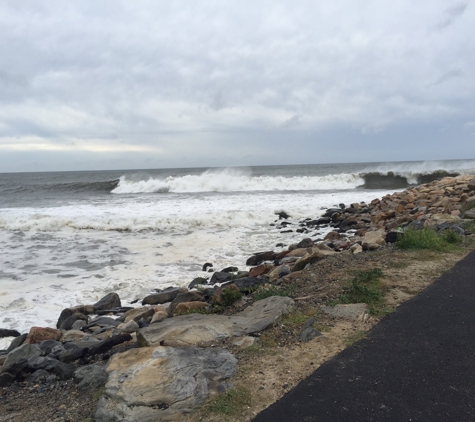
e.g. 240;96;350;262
249;263;273;277
467;177;475;191
124;307;155;323
324;231;341;241
25;327;62;344
286;248;310;258
174;301;208;315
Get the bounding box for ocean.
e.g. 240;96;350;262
1;159;475;348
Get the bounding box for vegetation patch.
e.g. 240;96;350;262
219;288;244;307
206;387;251;416
345;330;368;346
396;228;461;252
335;268;386;315
252;285;291;301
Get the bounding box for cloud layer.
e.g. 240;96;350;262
0;1;474;171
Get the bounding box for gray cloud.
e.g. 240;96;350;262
0;0;474;171
435;3;468;30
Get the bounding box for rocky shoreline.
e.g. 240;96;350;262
1;175;475;421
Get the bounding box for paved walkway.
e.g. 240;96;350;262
253;250;475;422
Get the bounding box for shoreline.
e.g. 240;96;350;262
1;174;475;421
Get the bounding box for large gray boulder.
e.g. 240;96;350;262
95;346;237;422
3;343;41;370
137;296;294;347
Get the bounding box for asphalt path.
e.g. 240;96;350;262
253;249;475;422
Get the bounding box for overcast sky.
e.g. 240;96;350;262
0;1;474;172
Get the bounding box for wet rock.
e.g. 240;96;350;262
94;293;121;311
209;271;234;285
202;262;213;271
95;346;237;422
188;277;208;289
142;287;185;305
0;329;21;338
246;251;276;266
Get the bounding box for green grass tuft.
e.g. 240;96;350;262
219;287;244;307
207;387;251;415
253;285;291;301
396;228;461;252
336;268;385;315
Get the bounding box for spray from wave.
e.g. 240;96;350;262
111;168;364;194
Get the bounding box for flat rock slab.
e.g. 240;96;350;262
137;296;294;347
95;346;237;422
321;303;369;321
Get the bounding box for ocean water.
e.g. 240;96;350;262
1;159;474;348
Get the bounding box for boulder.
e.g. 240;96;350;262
94;293;121;311
25;327;62;344
84;316;122;329
295;238;314;249
6;333;27;353
56;305;95;329
61;330;89;343
464;210;475;219
226;276;266;292
123;308;155;323
249;264;273;277
291;249;335;272
142;287;185;305
362;230;386;250
137;296;294;347
3;343;42;370
188;277;208;289
324;231;341;241
209;271;233;285
59;312;88;331
95;346;237;422
170;291;206;314
117;320;140;334
173;301;208;315
74;364;108;393
0;329;21;338
246;251;276;266
468;178;475;191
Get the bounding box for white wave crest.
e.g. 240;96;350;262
111;168;364;194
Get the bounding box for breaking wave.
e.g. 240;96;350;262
112;166;475;194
